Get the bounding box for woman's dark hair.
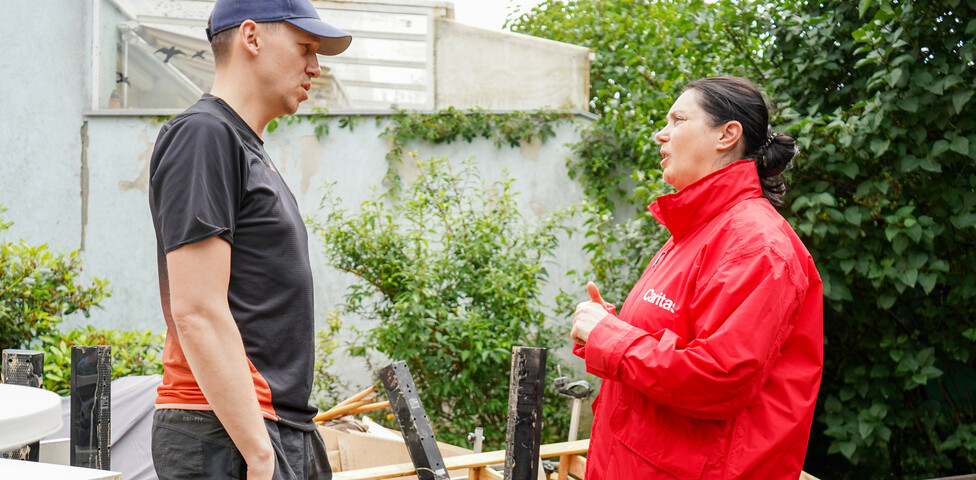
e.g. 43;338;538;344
683;76;798;207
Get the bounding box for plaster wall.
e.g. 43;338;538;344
0;0;90;252
71;115;594;345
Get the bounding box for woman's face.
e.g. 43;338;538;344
654;89;729;191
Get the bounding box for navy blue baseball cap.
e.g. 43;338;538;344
206;0;352;56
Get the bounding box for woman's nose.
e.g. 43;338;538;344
655;127;668;144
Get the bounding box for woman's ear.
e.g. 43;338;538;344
716;120;743;154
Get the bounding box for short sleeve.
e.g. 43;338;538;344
149;113;243;253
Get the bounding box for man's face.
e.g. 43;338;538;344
255;23;322;117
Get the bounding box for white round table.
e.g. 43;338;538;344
0;383;63;452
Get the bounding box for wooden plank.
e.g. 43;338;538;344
467;466;503;480
568;455;586;479
556;454;571;480
333;440;588;480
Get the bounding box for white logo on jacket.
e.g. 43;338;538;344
643;288;676;313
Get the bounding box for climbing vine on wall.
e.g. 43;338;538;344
378;106;575;162
266;106;576;163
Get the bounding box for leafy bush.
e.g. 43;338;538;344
1;206;109;352
37;326;164;395
309;155;574;448
766;1;976;476
309;313;348;410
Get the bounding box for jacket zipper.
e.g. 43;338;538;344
651;242;674;268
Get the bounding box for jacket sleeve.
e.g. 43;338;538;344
583;246;806;420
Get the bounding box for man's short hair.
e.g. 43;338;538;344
209;21;281;66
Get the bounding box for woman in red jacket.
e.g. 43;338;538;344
571;76;823;479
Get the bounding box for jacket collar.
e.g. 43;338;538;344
648;159;764;241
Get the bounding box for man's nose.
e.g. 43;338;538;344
308;54;321;78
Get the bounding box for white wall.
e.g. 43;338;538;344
76;114;593;332
0;0;91;252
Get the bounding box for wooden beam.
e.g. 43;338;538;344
333;440;589;480
467;466;504;480
568;455;586;479
556;454;570;480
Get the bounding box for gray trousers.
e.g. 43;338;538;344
151;409;332;480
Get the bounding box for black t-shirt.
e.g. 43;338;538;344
149;94;316;425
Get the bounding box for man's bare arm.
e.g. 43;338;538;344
164;236;274;479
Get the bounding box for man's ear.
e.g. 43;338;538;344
716;120;743;153
239;20;260;57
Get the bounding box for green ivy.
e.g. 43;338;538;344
379;107;574;163
266;107;334;140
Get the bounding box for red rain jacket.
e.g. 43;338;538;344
576;160;823;479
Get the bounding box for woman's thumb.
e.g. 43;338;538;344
587;281;606;306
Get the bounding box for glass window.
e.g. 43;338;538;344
97;0;437;111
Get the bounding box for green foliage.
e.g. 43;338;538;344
37;325;164;395
768;1;976;476
559;180;671;309
266;107;333;140
308;155;574;448
509;0;772;211
0;206;110;352
309;312;348;410
380;107;575;164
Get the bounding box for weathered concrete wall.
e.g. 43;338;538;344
0;0;90;252
74;114;592;334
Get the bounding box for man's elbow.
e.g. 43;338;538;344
169;301;222;337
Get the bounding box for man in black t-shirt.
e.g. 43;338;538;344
147;1;351;479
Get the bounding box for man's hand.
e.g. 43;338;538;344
571;282;614;346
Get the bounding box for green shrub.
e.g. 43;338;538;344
766;1;976;476
1;206;109;352
309;155;574;448
37;326;164;395
310;312;348;410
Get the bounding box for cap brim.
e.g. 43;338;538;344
286;18;352;56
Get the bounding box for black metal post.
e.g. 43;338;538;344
1;349;45;461
70;345;111;470
504;346;547;480
379;361;449;480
